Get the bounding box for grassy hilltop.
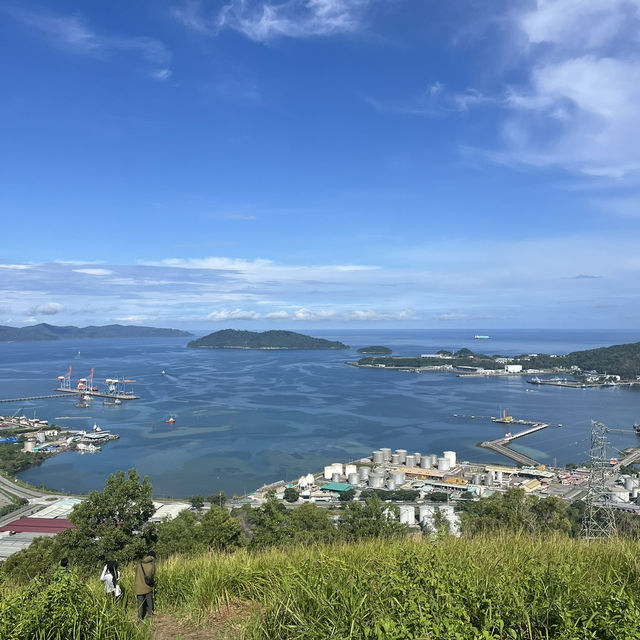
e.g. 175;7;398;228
2;536;640;639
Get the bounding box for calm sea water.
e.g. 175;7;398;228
0;329;638;497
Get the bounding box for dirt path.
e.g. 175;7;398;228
152;602;256;640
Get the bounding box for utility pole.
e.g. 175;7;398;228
581;421;617;540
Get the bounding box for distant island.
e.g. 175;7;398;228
349;341;640;380
357;345;392;354
0;323;192;342
187;329;349;350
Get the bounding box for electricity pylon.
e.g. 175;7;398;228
580;421;617;540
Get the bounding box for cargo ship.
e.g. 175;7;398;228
474;335;490;339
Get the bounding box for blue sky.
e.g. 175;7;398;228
1;0;639;330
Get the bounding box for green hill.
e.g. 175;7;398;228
187;329;349;350
0;323;192;342
357;345;392;354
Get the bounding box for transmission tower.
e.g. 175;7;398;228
580;421;617;540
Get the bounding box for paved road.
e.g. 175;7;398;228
0;473;46;500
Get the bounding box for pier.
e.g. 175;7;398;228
479;422;550;466
0;394;70;403
54;388;139;400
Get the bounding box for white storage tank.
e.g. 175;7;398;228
420;457;432;469
399;505;415;525
23;440;35;453
391;471;405;484
358;467;370;481
437;457;451;472
429;454;438;466
369;475;385;489
345;464;357;476
443;451;456;468
391;453;400;464
496;471;503;484
625;477;635;491
332;463;343;476
372;451;384;464
324;465;335;480
348;473;359;485
386;479;396;491
380;448;392;461
472;473;482;485
405;455;416;468
396;449;408;463
305;473;315;486
413;452;422;464
331;472;341;482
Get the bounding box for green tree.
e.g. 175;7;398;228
246;499;290;548
340;494;408;541
190;494;205;510
284;503;338;545
198;505;245;550
283;487;299;503
155;509;201;557
338;488;355;502
208;490;227;507
62;469;155;568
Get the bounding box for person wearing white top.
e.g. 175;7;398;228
100;560;122;600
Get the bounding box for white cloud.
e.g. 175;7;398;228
0;263;32;270
10;9;172;78
73;268;113;276
498;0;640;178
30;302;64;316
207;308;260;320
114;315;148;323
151;68;172;81
174;0;374;42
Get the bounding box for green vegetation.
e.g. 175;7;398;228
187;329;349;350
360;488;420;502
357;345;392;354
283;487;299;502
0;323;191;342
356;340;640;378
0;441;52;475
7;536;640;639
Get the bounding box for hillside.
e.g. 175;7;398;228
2;537;638;639
0;323;192;342
187;329;349;350
356;341;640;378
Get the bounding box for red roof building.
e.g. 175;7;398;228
0;518;74;534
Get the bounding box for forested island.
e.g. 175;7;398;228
0;323;192;342
357;345;392;354
187;329;349;350
350;341;640;379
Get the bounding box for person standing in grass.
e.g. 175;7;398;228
134;551;156;620
100;560;122;602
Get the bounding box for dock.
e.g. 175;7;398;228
55;388;139;400
479;422;550;466
0;394;70;403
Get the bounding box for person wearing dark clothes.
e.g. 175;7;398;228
134;551;156;620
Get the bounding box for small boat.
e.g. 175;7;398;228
474;335;490;339
165;416;176;424
634;423;640;435
161;370;167;375
102;398;121;406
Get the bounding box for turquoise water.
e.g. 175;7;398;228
1;329;638;497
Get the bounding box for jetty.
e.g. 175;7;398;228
0;394;69;403
54;388;139;400
479;422;550;466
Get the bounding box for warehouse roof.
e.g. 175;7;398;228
0;518;74;534
320;482;353;492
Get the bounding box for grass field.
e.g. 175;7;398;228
2;535;640;639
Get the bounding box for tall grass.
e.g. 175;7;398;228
3;536;640;639
155;535;640;639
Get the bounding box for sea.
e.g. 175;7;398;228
1;329;639;498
